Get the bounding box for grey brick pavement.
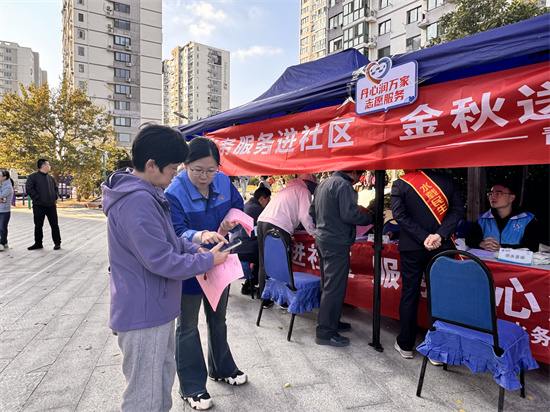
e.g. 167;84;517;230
0;208;548;411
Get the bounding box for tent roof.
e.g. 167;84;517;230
176;14;550;138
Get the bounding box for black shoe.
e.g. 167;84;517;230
241;281;252;295
28;244;43;250
53;244;61;250
315;333;350;347
337;321;352;333
262;299;274;309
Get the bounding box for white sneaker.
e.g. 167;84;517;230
0;244;4;251
429;358;444;366
394;340;413;359
2;244;7;248
183;392;213;410
210;370;248;386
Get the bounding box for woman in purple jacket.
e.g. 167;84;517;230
102;125;229;412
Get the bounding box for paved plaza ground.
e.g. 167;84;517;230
0;207;548;411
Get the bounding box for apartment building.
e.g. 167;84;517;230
309;0;456;62
162;42;230;127
0;41;47;100
62;0;162;147
299;0;329;63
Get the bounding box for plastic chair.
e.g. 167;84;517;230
416;250;538;412
455;219;475;238
256;228;321;341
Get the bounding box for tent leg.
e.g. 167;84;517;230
369;169;385;353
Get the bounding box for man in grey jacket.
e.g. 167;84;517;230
309;170;373;347
26;159;62;250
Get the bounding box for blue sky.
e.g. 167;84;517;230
0;0;299;108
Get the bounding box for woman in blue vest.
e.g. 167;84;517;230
466;179;539;252
165;137;247;411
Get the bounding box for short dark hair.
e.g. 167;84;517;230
493;177;520;196
185;137;221;165
254;186;271;200
37;159;49;169
131;125;188;172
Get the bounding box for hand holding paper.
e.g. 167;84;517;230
218;208;254;237
197;254;244;310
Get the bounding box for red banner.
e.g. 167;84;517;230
209;62;550;175
292;233;550;364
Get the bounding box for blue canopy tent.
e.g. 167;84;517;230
174;14;550;351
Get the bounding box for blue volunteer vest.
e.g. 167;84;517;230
477;210;534;246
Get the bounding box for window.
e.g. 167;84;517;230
406;35;421;51
343;22;366;49
378;46;390;58
329;13;343;29
115;117;131;126
114;19;130;30
78;81;85;89
78;13;84;22
4;64;12;69
329;36;343;53
114;35;131;46
77;0;84;4
78;29;85;40
3;72;12;78
114;3;131;13
407;7;421;24
379;20;391;35
427;22;441;41
3;56;11;61
4;48;11;53
116;132;131;142
301;16;309;25
115;101;130;110
343;0;367;26
115;52;131;62
115;84;131;94
78;46;85;56
115;68;130;78
380;0;389;9
78;64;84;73
427;0;445;11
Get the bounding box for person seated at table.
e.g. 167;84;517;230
233;186;271;295
257;173;318;307
466;179;540;252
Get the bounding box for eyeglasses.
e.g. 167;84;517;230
487;191;512;198
188;167;218;177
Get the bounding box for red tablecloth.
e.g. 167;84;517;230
292;233;550;364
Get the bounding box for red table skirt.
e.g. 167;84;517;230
292;233;550;364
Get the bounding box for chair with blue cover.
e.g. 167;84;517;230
416;250;538;412
256;228;321;341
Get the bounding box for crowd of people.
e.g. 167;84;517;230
2;124;542;411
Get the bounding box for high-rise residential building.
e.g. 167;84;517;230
162;42;230;127
320;0;457;61
299;0;328;63
0;41;47;100
62;0;162;147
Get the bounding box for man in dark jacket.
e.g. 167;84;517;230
390;169;464;360
309;170;373;347
234;186;271;295
26;159;62;250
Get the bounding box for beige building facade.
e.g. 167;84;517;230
162;42;230;127
62;0;162;146
0;41;47;99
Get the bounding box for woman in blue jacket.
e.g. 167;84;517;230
165;137;247;411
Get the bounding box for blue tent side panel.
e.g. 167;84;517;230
176;14;550;138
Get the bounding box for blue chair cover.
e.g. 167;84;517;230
261;230;320;314
417;320;538;390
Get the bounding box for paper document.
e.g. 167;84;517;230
356;224;373;237
197;254;244;311
218;208;254;237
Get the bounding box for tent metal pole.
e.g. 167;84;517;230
369;169;385;352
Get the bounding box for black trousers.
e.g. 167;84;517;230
257;221;292;296
316;244;350;339
397;247;452;351
33;204;61;245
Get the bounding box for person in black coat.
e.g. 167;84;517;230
26;159;62;250
233;186;271;295
390;169;464;359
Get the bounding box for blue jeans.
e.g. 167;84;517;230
0;212;10;245
175;287;238;397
